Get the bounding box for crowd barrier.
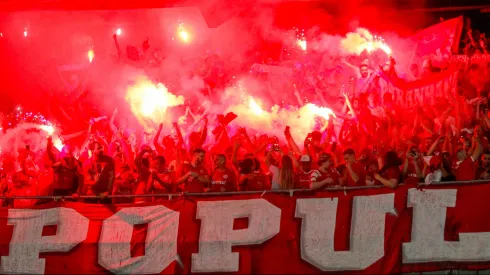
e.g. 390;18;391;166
1;180;490;274
0;180;486;202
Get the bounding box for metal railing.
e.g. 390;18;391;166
0;180;488;202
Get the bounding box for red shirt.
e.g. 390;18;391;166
294;170;319;189
311;168;339;189
367;167;401;186
54;158;83;190
113;154;126;174
383;167;401;182
133;171;151;203
404;160;423;185
455;157;476;181
343;162;365;187
239;172;270;191
153;170;175;193
181;163;209;193
210;168;237;192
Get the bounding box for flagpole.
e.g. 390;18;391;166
408;39;419;69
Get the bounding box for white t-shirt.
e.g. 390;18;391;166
368;105;386;119
269;165;281;190
424;170;442;185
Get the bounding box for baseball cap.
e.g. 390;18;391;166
299;155;311;162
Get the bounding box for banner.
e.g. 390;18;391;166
381;67;458;108
2;183;490;274
450;54;490;65
411;16;464;59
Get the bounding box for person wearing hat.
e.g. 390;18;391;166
294;155;318;189
310;153;339;190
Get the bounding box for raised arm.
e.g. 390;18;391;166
109;108;118;133
173;122;187;153
303;135;313;158
197;117;208;149
153;123;164;155
46;136;57;163
94;133;109;153
427;136;444;156
471;135;483;161
284;127;301;156
231;140;241;170
343;93;357;120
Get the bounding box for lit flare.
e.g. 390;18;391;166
39;125;63;151
177;23;190;43
304;103;336;120
125;77;184;127
248;97;265;116
341;28;392;55
88;49;94;63
297;39;307;51
39;125;54;135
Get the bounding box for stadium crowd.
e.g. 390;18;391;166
0;23;489;207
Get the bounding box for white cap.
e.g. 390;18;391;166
300;155;311;162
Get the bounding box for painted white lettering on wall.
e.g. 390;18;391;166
191;199;281;273
403;188;490;263
296;194;395;271
98;205;179;274
0;208;89;274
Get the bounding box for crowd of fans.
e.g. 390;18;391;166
0;22;489;207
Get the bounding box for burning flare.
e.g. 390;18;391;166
226;83;336;143
177;23;190;43
125;76;185;128
341;28;392;55
304;103;336;120
297;39;307;51
38;125;54;135
87;49;94;63
248;97;266;116
38;125;63;151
